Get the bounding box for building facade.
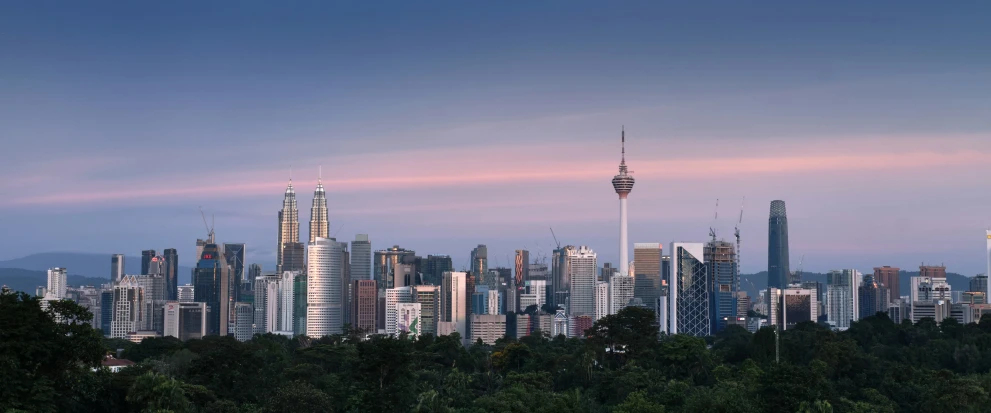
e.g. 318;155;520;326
633;243;662;311
277;179;300;274
767;200;790;290
567;246;598;317
705;240;737;333
307;238;346;338
670;243;709;337
826;269;860;329
351;234;372;281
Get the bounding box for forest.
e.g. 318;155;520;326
3;290;991;413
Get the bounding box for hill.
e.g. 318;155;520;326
0;268;112;295
740;270;973;298
0;252;193;283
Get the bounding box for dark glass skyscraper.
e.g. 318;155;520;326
224;243;245;303
422;255;453;286
141;249;157;275
767;200;790;290
163;248;178;301
193;244;228;336
705;240;737;334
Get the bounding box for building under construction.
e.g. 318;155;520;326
705;240;738;334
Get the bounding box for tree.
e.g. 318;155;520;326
614;390;666;413
126;371;193;413
264;381;332;413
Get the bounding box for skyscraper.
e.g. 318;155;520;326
309;171;329;243
253;275;276;334
192;244;229;336
111;254;125;282
767;200;790;290
386;287;414;337
307;237;346;338
438;271;468;339
514;250;530;286
595;282;609;321
670;243;709;337
282;242;306;273
351;234;372;281
612;128;635;277
782;287;817;330
633;243;662;313
567;246;597;317
141;250;156;275
705;240;737;333
100;289;113;336
163;248;178;301
987;230;991;299
471;245;489;287
352;280;378;334
551;246;575;310
111;276;144;339
826;269;860;329
373;246;416;290
873;266;900;303
47;267;67;299
609;275;635;315
277;177;300;274
247;264;262;291
858;274;890;319
224;243;245;303
294;273;307;335
422;255;453;286
413;284;439;336
920;265;947;279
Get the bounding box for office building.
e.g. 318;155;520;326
192;243;229;336
352;280;378;334
422;254;453;286
487;289;501;315
526;280;548;309
307;237;346;338
351;234;372;281
514;250;530;286
859;274;890;319
736;291;751;318
134;274;166;332
163;301;208;341
601;263;615;281
471;244;490;288
595;282;609;321
293;273;307;335
224;243;245;303
309;172;329;243
163;248;178;301
552;310;569;337
782;287;818;330
609;275;635;315
567;246;598;317
277;177;300;274
394;263;417;289
374;246;417;291
825;269;860;329
670;243;709;337
386;287;414;337
551;245;574;310
572;315;593;338
246;264;262;291
438;272;468;339
920;265;948;280
141;250;156;275
873;266;900;304
395;302;421;338
47;267;67;299
253;275;276;334
520;294;539;311
111;254;125;282
705;240;737;333
633;243;662;310
912;300;951;324
470;314;506;345
111;276;144;339
177;285;194;302
767;200;790;290
611;128;635;277
516;314;531;338
413;285;439;336
911;275;952;302
987;230;991;299
530;262;549;280
233;302;253;342
657;289;669;334
281;242;305;273
277;271;296;333
100;290;113;336
970;274;988;294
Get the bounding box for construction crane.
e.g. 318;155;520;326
709;199;719;242
199;206;215;244
549;227;561;249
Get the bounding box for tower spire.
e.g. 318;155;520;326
621;125;625;164
318;164;322;184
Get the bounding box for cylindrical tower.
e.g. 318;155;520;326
611;128;635;276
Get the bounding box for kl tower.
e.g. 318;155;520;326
612;127;635;276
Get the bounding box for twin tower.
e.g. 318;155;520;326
277;170;329;273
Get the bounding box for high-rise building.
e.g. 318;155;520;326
307;238;346;338
111;276;144;339
470;314;506;345
141;250;156;275
393;263;417;289
163;248;178;301
386;287;414;337
111;254;126;282
601;263;615;281
767;200;790;290
487;289;501;315
275;271;297;334
611;128;635;277
192;243;229;336
253;275;276;334
163;301;208;341
293;273;307;336
609;275;635;315
911;274;952;302
438;272;468;339
100;289;113;336
551;246;573;310
281;242;306;273
224;243;245;303
567;246;597;317
782;287;818;330
352;280;378;334
177;285;194;302
396;303;422;338
514;250;530;286
47;267;67;299
351;234;372;281
374;246;417;291
826;270;860;330
920;265;947;279
633;243;662;311
986;230;991;299
309;172;329;243
413;285;439;336
873;266;900;304
595;282;609;321
705;240;737;334
859;274;890;319
422;255;453;286
670;243;709;337
134;274;166;332
471;245;489;287
247;264;262;291
277;177;300;274
233;302;254;342
970;274;988;294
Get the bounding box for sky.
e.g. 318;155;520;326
1;1;990;276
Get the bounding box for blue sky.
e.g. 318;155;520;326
1;1;990;275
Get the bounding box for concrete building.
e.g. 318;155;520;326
386;287;414;337
705;240;737;333
177;285;194;302
110;276;144;339
782;287;818;330
253;275;274;334
439;272;468;339
351;234;372;281
374;246;417;291
826;269;860;330
163;301;208;341
307;237;346;338
567;246;598;317
911;275;952;303
422;255;453;287
163;249;179;301
277;177;300;274
278;271;297;333
233;302;253;341
47;267;67;299
912;300;951;324
525;280;547;309
609;275;635;315
413;285;439;336
471;245;491;289
516;314;531;338
859;274;890;319
352;280;378;334
873;266;900;304
633;243;662;311
611;128;635;278
395;302;421;338
470;314;506;345
487;289;501;315
670;243;709;337
595;282;609;321
111;255;125;283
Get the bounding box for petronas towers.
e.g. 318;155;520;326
276;170;329;273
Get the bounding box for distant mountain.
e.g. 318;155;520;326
740;270;973;298
0;268;112;295
0;252;194;283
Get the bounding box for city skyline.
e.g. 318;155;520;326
2;2;991;275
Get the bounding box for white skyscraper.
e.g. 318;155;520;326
386;287;414;337
278;271;297;333
526;280;547;309
567;246;598;317
487;289;500;315
609;275;635;315
47;267;67;299
307;237;346;338
826;269;860;330
595;282;609;321
110;276;143;339
438;271;467;339
111;255;125;282
611;128;635;276
395;302;421;338
265;279;279;333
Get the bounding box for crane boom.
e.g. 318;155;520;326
550;227;561;249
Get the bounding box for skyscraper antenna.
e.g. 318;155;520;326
289;165;293;183
318;164;322;184
621;126;626;163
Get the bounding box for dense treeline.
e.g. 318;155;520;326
5;291;991;413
